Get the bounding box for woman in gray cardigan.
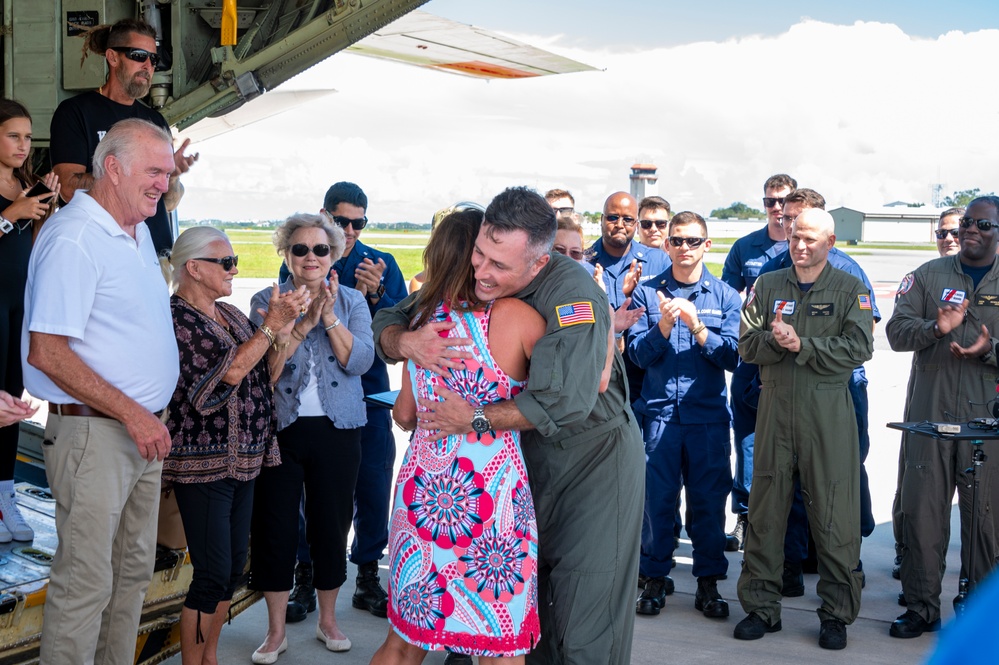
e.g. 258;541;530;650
248;213;374;664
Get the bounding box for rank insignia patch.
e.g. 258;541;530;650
556;302;595;327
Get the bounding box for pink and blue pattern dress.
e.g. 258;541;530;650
387;302;539;657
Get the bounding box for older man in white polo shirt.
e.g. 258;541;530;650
23;118;179;664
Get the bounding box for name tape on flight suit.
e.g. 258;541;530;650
977;294;999;307
808;303;834;316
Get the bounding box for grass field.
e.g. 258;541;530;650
192;226;927;281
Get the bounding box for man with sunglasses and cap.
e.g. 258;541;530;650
280;182;408;623
721;173;795;552
886;196;999;639
50;18;198;256
627;211;741;620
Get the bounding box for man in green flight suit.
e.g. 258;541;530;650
372;187;644;665
734;208;874;650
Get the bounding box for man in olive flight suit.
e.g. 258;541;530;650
372;187;644;665
734;209;874;651
886;196;999;639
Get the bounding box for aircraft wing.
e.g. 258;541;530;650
347;10;595;79
178;89;335;144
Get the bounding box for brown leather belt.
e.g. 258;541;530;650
49;403;113;420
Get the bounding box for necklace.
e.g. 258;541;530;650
176;294;229;330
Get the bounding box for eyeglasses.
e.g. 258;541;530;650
934;228;960;239
553;245;584;261
329;214;368;231
290;243;331;257
959;216;999;232
109;46;159;67
667;236;707;248
763;197;786;208
780;215;796;225
604;214;636;226
639;219;668;231
194;255;238;271
553;206;574;215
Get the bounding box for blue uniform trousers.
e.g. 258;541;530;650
640;418;731;579
729;364;756;515
349;406;395;565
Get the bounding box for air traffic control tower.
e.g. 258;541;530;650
630;163;658;200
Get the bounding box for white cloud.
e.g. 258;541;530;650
177;20;999;221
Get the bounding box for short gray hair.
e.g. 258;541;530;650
92;118;172;179
273;213;345;263
170;226;231;290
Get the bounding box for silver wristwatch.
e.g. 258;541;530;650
0;217;12;234
471;406;492;434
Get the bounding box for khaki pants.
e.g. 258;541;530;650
40;414;162;665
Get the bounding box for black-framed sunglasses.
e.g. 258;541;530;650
959;216;999;232
667;236;707;248
553;206;574;215
290;243;331;257
934;228;960;239
109;46;159;67
604;214;636;226
194;255;238;271
763;197;786;208
640;219;668;230
553;245;584;261
330;215;368;231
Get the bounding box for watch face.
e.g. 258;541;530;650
0;220;12;233
472;412;490;434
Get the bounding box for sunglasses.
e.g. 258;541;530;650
553;245;584;261
763;197;786;208
109;46;159;67
195;255;238;271
640;219;668;230
290;243;331;257
330;215;367;231
934;228;960;239
959;217;999;232
553;206;574;215
667;236;707;248
604;214;636;226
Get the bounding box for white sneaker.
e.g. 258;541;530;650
0;493;33;542
0;520;11;544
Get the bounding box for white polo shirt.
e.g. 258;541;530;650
21;192;179;412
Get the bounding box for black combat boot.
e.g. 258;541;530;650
352;561;389;618
781;560;804;597
694;576;729;618
725;514;747;552
286;561;316;623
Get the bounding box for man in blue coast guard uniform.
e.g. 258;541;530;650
587;191;671;400
627;211;742;619
721;173;795;552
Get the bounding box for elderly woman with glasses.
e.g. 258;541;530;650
164;226;306;665
248;213;374;664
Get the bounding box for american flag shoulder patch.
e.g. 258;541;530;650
858;294;872;310
556;302;595;327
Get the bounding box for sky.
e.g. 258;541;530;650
177;1;999;222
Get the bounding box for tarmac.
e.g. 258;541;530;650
174;246;967;664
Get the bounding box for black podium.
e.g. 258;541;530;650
888;421;999;613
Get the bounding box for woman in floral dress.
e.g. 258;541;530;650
370;209;545;665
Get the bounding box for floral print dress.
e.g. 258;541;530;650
387;302;539;657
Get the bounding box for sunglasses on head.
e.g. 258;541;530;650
763;197;786;208
553;245;584;261
935;228;960;239
959;216;999;232
195;255;238;271
109;46;159;67
667;236;706;248
290;243;331;257
327;214;367;230
640;219;668;230
605;214;636;226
